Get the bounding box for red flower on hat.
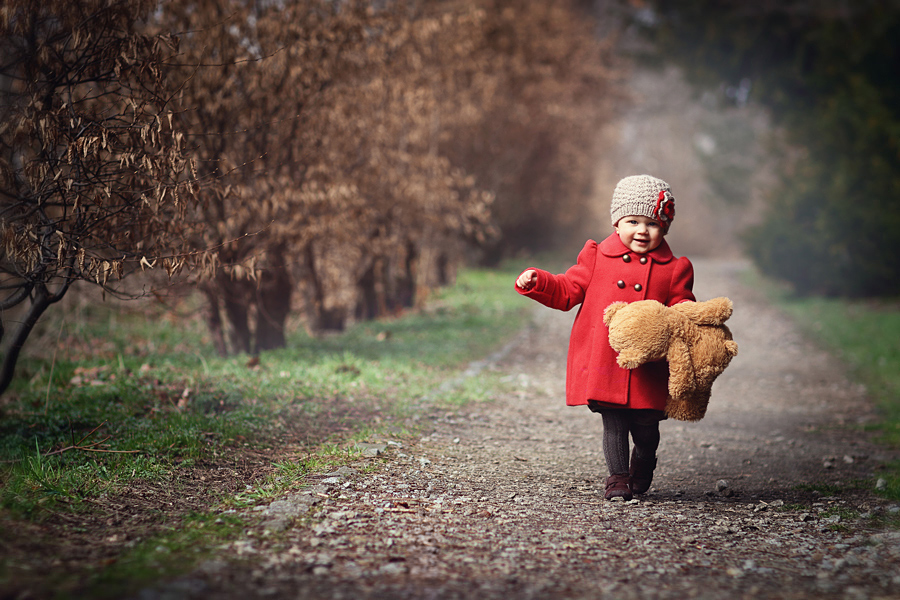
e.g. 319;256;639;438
654;190;675;225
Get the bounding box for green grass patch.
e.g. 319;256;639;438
0;264;532;597
2;266;528;509
875;462;900;498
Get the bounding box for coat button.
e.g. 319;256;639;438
640;256;648;264
617;280;626;289
634;284;642;292
622;255;631;263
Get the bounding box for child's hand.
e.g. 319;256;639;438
516;269;537;290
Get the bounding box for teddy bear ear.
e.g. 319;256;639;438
603;301;629;325
708;297;734;324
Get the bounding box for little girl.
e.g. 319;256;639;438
514;174;695;501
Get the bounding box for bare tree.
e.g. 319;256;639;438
164;0;496;351
161;0;378;353
0;0;201;394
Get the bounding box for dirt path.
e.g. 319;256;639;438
142;259;900;600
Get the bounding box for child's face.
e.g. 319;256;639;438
615;215;665;254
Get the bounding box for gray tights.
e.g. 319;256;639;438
600;409;663;476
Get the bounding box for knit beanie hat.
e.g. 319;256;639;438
610;174;676;231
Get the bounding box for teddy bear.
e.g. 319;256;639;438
602;297;738;421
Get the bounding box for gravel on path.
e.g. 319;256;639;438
142;259;900;600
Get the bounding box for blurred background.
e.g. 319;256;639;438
3;0;899;382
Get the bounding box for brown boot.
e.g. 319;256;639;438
629;448;657;495
604;473;633;501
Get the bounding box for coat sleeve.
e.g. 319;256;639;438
666;256;696;306
515;240;597;311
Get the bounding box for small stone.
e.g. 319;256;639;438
716;479;729;492
354;442;388;457
197;560;228;575
843;455;855;464
329;510;357;520
875;478;887;491
380;562;407;575
262;517;290;533
325;466;356;477
287;493;320;508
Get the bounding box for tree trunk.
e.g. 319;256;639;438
202;286;229;357
318;306;347;332
400;239;418;309
303;243;347;334
356;261;379;321
356;257;389;320
254;247;292;352
222;279;252;355
0;283;57;396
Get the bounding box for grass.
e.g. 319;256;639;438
0;263;532;597
749;270;900;502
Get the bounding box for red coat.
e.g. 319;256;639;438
516;234;695;410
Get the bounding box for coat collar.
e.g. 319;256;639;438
598;233;674;264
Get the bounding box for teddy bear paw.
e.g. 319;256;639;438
616;355;644;369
